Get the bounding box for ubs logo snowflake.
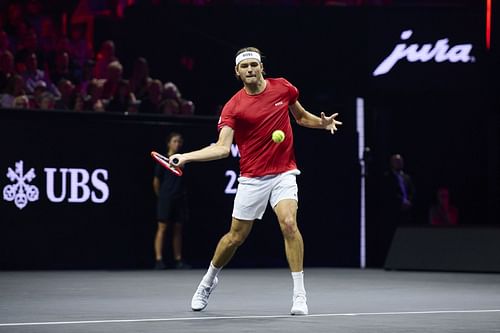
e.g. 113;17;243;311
3;161;39;209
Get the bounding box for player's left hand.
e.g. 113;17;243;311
320;112;343;134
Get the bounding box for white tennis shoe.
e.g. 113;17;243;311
291;294;308;315
191;276;218;311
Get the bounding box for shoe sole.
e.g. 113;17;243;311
291;310;308;315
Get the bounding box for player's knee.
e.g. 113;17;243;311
280;216;298;238
226;231;247;248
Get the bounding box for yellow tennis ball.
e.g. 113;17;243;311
272;130;285;143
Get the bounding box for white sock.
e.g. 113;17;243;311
201;262;222;286
291;271;306;297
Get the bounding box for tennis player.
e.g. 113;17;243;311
170;47;342;315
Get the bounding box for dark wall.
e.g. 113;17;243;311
0;109;359;269
1;4;496;269
102;4;496;267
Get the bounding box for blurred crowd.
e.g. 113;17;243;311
0;1;195;115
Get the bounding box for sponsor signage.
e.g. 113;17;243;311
3;160;110;209
373;30;475;76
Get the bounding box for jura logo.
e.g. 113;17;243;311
2;161;110;210
373;30;474;76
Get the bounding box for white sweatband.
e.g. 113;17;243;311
235;51;261;65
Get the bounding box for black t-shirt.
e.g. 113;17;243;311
154;162;185;199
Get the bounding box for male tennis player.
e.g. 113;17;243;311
170;47;342;315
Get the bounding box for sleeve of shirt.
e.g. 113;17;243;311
281;78;299;105
154;163;162;179
217;100;236;131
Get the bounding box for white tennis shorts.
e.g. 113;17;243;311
232;169;300;221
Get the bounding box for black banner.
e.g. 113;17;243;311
0;109;359;269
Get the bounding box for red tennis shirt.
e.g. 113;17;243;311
218;78;299;177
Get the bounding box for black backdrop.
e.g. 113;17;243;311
107;4;496;265
1;3;497;269
0;109;359;269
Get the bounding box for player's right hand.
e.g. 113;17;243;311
169;153;185;167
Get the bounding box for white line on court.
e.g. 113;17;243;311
1;309;500;327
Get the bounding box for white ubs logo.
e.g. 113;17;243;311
2;160;110;210
373;30;474;76
3;161;39;209
275;101;284;107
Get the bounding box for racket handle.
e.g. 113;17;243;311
172;158;179;165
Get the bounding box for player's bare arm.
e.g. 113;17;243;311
170;126;234;167
289;101;343;134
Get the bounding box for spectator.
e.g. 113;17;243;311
12;94;30;109
22;52;59;97
129;57;152;100
37;91;55;110
0;51;15;75
81;78;105;112
430;187;458;226
377;154;416;265
162;99;179;115
50;51;77;85
31;80;47;108
162;81;181;115
69;24;93;68
94;40;117;79
54;79;76;110
180;99;195;115
383;154;415;221
161;82;195;116
139;79;162;114
101;60;122;100
0;50;15;92
163;81;181;99
0;74;25;108
78;59;95;95
74;93;84;112
106;79;137;113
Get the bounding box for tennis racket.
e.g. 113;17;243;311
151;151;183;176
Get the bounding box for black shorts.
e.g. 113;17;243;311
157;195;188;224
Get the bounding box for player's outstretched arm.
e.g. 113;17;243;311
289;101;342;134
170;126;234;167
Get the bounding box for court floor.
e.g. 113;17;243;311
1;268;499;332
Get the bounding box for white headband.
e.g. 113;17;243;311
235;51;261;65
